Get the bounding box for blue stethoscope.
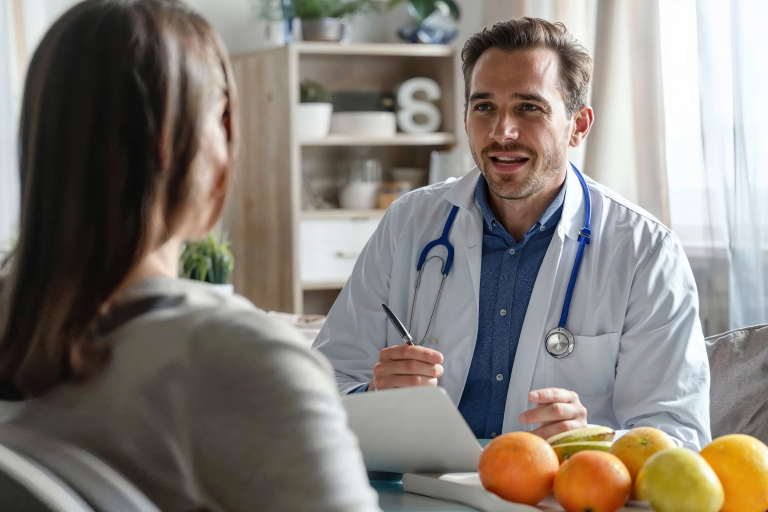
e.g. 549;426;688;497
407;162;591;359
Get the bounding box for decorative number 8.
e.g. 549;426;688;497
396;78;442;134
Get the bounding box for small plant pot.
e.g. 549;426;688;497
296;102;333;140
301;17;344;42
210;283;234;296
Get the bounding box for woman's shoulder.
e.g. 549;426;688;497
162;281;332;382
111;277;329;379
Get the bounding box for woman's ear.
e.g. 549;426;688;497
211;163;229;199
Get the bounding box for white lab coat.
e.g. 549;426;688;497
313;166;711;449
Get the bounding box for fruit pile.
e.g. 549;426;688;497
478;427;768;512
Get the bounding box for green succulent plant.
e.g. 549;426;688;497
300;79;333;103
261;0;381;20
179;232;234;285
388;0;460;23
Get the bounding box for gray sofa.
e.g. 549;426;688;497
706;324;768;444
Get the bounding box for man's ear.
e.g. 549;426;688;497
569;106;594;148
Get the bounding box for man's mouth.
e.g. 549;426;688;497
490;156;529;164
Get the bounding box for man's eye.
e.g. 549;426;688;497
474;103;492;112
522;104;540;111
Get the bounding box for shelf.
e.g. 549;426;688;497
300;133;456;147
302;280;347;291
301;209;387;220
293;42;454;58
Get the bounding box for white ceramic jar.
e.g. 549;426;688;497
295;103;333;140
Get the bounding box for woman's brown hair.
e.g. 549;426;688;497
0;0;237;397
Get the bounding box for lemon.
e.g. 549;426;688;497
636;448;723;512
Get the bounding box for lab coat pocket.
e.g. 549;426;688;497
545;332;620;397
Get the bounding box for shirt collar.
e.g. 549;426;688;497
474;173;567;233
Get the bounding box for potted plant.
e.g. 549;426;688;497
179;232;235;295
291;0;381;42
257;0;296;45
296;78;333;140
388;0;460;44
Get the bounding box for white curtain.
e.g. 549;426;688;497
481;0;670;224
695;0;768;329
0;0;22;255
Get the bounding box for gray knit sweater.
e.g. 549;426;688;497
1;277;380;512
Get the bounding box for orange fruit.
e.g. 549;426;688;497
478;432;559;505
700;434;768;512
553;450;631;512
608;426;676;497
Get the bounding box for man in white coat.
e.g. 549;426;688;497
313;18;711;449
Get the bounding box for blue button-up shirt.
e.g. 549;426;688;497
457;175;565;439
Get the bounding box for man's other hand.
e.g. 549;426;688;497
518;387;588;439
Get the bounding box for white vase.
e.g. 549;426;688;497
296;103;333;141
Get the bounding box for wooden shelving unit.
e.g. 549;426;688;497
300;209;387;220
300;133;456;147
291;42;454;57
225;43;456;314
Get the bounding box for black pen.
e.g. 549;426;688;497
381;304;414;345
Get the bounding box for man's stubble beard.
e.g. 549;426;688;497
471;129;571;202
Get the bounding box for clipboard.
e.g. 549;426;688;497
342;386;483;473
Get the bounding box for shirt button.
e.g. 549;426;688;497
540;225;546;231
500;309;507;316
491;432;498;438
429;338;438;346
496;374;504;381
509;248;515;255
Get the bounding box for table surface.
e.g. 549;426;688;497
373;479;478;511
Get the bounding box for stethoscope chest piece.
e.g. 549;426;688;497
545;327;575;359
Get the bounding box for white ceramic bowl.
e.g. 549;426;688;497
330;112;397;138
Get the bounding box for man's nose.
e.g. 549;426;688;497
489;111;520;144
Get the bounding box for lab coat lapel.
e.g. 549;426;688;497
438;168;483;404
502;165;586;432
442;168;483;305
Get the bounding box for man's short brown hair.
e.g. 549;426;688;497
462;17;593;117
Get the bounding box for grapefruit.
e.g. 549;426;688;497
478;431;558;505
553;450;631;512
608;426;676;497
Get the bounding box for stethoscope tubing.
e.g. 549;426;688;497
406;163;591;352
557;163;592;329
